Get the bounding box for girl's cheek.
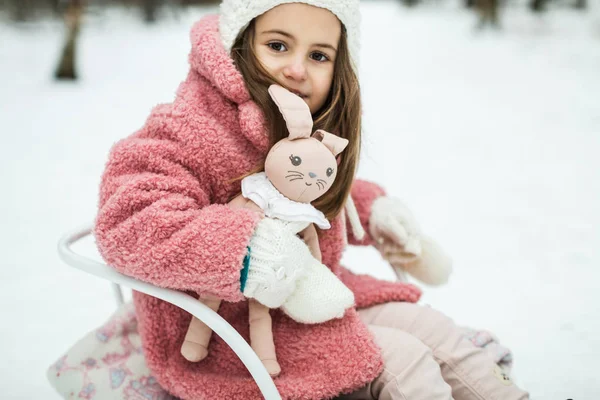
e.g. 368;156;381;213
261;57;282;76
314;67;333;83
255;49;275;69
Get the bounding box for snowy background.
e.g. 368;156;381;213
1;0;599;398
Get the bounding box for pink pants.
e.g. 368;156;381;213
339;302;529;400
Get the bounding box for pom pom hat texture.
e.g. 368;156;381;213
219;0;361;70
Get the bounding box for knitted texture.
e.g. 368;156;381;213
370;197;454;286
389;235;454;286
219;0;361;70
370;196;423;257
243;218;312;308
244;217;355;323
281;255;355;323
95;15;421;400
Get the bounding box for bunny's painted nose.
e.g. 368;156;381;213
309;172;317;178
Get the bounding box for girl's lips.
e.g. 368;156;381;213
290;89;308;98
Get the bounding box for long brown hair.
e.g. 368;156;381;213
231;19;361;220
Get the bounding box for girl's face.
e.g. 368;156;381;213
254;3;342;114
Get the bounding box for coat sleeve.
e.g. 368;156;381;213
94;105;261;302
337;266;422;308
346;179;386;247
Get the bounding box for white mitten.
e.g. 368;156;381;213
369;196;452;286
242;218;314;308
386;236;453;286
370;196;422;257
281;258;354;324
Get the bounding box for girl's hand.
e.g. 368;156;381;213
242;218;354;322
388;236;453;286
242;218;314;308
369;197;453;286
369;196;422;258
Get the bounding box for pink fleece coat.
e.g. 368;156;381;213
94;15;422;400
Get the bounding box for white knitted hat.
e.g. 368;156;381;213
219;0;361;69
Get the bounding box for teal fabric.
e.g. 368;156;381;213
240;246;251;292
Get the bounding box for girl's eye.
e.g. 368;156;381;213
289;154;302;166
326;167;334;177
310;52;329;62
268;42;287;52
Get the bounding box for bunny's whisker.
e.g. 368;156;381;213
287;170;304;176
289;178;303;182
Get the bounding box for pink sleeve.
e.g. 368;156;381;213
338;266;421;308
347;179;386;246
94;107;261;303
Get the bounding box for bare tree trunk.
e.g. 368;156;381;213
143;0;159;23
529;0;547;12
54;0;83;80
476;0;499;28
49;0;62;15
401;0;419;7
11;0;32;21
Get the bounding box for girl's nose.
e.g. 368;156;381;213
309;172;317;178
283;60;307;81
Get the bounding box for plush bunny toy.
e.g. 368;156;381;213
180;85;355;377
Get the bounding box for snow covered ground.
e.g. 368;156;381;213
1;1;599;398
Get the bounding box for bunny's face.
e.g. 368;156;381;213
265;137;338;203
263;84;347;204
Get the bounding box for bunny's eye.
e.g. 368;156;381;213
326;167;334;177
289;155;302;166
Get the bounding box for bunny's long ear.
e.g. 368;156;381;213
313;130;349;157
268;84;313;140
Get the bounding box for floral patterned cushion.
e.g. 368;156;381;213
47;303;176;400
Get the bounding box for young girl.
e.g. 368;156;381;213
94;1;530;399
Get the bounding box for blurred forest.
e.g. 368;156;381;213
0;0;591;80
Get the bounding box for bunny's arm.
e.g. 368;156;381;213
228;193;265;215
230;193;319;260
